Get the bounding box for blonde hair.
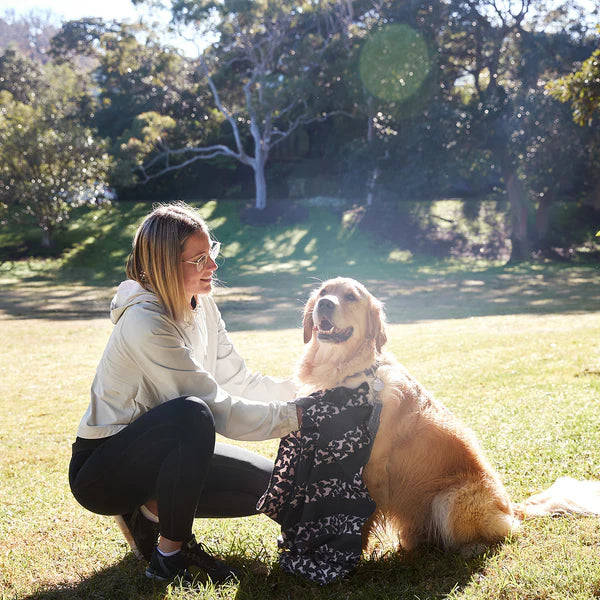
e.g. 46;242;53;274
126;202;210;321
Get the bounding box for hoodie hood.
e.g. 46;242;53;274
110;279;160;324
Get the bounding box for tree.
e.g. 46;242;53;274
0;9;57;62
430;0;596;261
335;2;453;207
0;46;48;103
0;51;111;248
132;0;349;209
546;28;600;216
547;28;600;126
51;18;209;190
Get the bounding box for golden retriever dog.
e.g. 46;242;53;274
297;277;600;556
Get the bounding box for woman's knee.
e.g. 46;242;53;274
169;396;215;439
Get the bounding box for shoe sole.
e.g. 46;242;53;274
145;566;238;586
145;568;169;581
113;515;144;560
146;568;197;587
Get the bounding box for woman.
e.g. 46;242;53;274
69;202;301;585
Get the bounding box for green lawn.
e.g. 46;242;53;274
1;200;599;599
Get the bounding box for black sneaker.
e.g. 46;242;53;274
114;507;159;561
145;535;242;585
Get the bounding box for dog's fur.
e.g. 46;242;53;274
297;277;600;555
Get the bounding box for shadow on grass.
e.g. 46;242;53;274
374;261;600;325
18;546;490;600
0;279;114;320
211;262;600;331
1;200;598;326
0;261;598;327
234;546;489;600
19;555;165;600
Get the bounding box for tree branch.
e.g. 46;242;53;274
198;54;249;161
136;144;249;182
269;109;352;149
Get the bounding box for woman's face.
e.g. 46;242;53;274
181;230;218;297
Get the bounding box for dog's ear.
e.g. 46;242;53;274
303;294;317;343
376;324;388;352
367;296;387;352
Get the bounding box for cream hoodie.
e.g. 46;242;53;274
77;280;299;441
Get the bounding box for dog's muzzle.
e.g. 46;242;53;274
314;297;353;344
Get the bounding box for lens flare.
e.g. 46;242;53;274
359;24;430;102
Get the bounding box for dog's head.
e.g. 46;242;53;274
303;277;387;352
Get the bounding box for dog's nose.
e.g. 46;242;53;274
317;297;335;312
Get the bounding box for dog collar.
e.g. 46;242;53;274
343;363;384;392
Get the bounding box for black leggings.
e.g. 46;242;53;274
69;397;273;541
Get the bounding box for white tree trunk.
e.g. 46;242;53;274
254;155;267;210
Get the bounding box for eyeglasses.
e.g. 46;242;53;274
182;240;221;272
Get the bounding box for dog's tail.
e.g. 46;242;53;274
512;477;600;520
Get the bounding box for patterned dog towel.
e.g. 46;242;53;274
257;382;379;585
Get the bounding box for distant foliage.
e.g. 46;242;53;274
0;10;57;62
0;50;111;248
547;29;600;126
1;3;600;257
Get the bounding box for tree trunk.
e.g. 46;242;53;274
41;228;53;249
365;96;376;206
254;155;267;210
534;195;552;255
253;157;267;210
366;166;380;207
504;168;530;262
249;112;268;211
366;96;374;144
591;179;600;213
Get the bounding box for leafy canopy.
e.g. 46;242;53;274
547;27;600;126
0;50;111;247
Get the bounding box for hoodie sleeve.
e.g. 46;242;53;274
119;305;298;441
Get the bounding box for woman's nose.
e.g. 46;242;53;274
206;255;218;272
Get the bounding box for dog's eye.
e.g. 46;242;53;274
345;293;358;302
319;289;328;297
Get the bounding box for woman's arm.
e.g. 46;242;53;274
121;307;298;441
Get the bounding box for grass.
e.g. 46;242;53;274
1;200;598;326
1;199;600;599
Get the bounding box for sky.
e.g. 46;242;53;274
0;0;153;23
0;0;207;55
1;0;598;24
0;0;597;47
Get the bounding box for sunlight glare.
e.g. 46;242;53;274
359;24;430;103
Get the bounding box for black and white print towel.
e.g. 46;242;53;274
257;383;378;585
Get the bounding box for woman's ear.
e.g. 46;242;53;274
367;296;387;352
303;294;317;344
